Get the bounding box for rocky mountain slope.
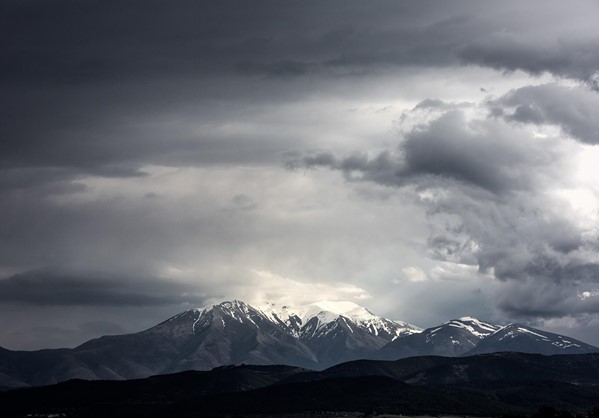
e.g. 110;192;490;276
378;316;500;359
468;323;599;355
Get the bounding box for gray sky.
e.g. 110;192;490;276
2;0;599;349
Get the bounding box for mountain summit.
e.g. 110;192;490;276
468;322;599;355
259;300;420;339
378;316;500;359
0;300;596;388
257;300;421;366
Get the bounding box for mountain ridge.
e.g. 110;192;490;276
4;352;599;417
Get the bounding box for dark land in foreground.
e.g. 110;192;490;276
2;352;599;418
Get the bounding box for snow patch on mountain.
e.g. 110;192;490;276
446;317;500;338
493;324;583;349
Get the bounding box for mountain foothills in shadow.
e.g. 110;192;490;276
2;353;599;417
0;300;597;388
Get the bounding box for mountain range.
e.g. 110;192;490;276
0;299;597;388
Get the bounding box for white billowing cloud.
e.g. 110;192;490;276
428;262;491;282
401;266;428;283
246;269;371;306
579;290;599;301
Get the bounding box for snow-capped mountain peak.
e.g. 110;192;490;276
294;301;377;330
193;300;260;320
257;300;421;342
2;300;597;389
184;301;597;366
378;316;503;359
468;322;598;355
492;323;586;349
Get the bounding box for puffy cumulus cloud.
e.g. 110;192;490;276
293;103;566;194
292;88;599;322
489;83;599;144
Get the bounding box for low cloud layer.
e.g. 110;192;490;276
0;268;205;307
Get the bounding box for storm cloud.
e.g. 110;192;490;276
0;268;205;307
294;103;564;194
460;36;599;90
292;85;599;320
2;0;599;349
491;84;599;144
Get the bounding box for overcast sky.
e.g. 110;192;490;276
3;0;599;349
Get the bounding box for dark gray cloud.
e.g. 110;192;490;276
2;0;598;190
460;36;599;89
3;0;599;348
0;1;419;83
293;104;562;194
0;268;205;307
78;320;125;335
5;1;595;84
0;0;484;83
496;278;599;320
490;84;599;144
0;0;450;188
